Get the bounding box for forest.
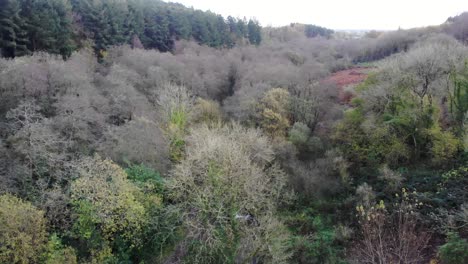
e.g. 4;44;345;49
0;0;468;263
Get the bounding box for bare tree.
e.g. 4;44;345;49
351;190;430;264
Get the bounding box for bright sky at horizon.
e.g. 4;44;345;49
166;0;468;30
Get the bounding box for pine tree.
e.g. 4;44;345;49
126;0;145;43
191;10;211;45
71;0;111;54
248;19;261;45
20;0;74;58
0;0;28;57
167;3;192;40
142;4;173;52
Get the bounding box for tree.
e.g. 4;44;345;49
0;0;29;57
157;83;193;162
256;88;291;137
446;12;468;44
70;155;147;257
20;0;75;58
397;39;466;109
6;101;72;208
70;0;129;55
0;193;48;264
288;122;310;146
142;4;173;52
304;24;333;38
448;63;468;132
438;231;468;264
44;233;78;264
248;19;261;45
168;124;291;263
167;3;192;39
192;98;223;124
352;190;430;264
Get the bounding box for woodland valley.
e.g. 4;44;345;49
0;0;468;263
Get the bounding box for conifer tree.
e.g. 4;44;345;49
0;0;28;57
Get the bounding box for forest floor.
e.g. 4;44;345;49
322;67;374;103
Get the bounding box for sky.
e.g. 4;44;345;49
166;0;468;30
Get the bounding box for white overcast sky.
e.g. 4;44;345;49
166;0;468;30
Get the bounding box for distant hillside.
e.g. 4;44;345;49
445;12;468;44
0;0;262;58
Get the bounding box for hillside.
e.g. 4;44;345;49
0;2;468;264
0;0;261;58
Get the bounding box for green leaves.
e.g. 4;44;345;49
439;232;468;264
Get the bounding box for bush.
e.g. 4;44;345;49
285;206;347;264
157;83;193;162
351;190;430;264
428;124;461;163
126;164;164;192
289;122;311;146
192;98;223;124
44;234;77;264
439;232;468;264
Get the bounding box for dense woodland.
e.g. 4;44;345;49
0;1;468;263
0;0;262;58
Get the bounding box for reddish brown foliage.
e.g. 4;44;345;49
322;67;372;103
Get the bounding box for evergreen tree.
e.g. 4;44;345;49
190;10;211;45
126;0;145;41
167;3;192;39
0;0;28;57
238;18;248;38
1;0;262;57
248;19;261;45
304;24;334;38
142;4;173;52
20;0;74;58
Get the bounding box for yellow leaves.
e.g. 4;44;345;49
260;108;290;137
261;88;291;116
192;98;223;125
0;194;47;264
71;155;146;244
257;88;291;137
356;200;386;221
356;205;365;213
98;50;108;59
378;200;385;209
427;122;461;163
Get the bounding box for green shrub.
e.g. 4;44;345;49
439;232;468;264
355;72;379;92
428;123;461;163
126;165;182;262
284;205;346;264
44;234;77;264
168;109;188;162
289;122;311;147
126;164;164;194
